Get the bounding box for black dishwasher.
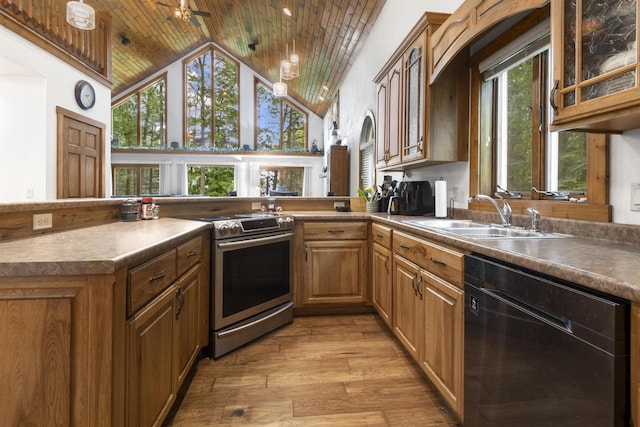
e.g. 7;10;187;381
464;254;629;427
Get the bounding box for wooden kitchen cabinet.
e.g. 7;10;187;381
127;284;177;427
371;223;393;327
551;0;640;132
127;234;205;427
375;58;402;168
301;221;368;306
420;272;464;417
392;254;423;360
375;12;467;171
327;144;349;196
392;229;466;418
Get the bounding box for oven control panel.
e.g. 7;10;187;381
213;214;294;240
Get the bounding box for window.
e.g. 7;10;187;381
185;48;239;150
255;80;307;151
470;11;608;221
259;167;304;196
187;165;235;196
112;76;166;148
359;113;375;190
112;164;160;195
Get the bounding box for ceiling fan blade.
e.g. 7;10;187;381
191;10;211;17
189;15;202;27
156;2;173;7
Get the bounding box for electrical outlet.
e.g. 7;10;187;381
33;213;53;230
334;202;346;208
251;202;262;211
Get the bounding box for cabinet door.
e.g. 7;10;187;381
127;286;176;427
552;0;639;131
386;59;402;167
402;31;426;163
375;80;388;167
175;265;201;388
304;240;367;305
372;242;393;327
392;255;422;360
421;272;463;416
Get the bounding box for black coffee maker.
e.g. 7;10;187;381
398;181;435;216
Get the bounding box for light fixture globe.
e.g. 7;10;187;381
273;81;287;97
66;0;95;30
289;53;300;78
280;59;293;80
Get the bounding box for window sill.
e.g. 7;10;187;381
111;148;324;156
468;199;611;223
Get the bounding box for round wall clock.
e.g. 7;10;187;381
74;80;96;110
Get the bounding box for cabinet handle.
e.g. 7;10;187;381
411;272;419;296
550;80;559;115
186;250;198;257
384;256;390;273
305;245;308;262
176;288;184;319
430;257;447;266
399;243;411;250
149;271;165;282
328;229;345;234
376;233;384;239
416;275;423;300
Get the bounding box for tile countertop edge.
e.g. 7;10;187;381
0;218;211;277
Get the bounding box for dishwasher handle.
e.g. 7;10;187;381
483;288;573;334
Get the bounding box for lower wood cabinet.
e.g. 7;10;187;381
392;254;423;360
127;285;177;427
372;241;393;327
299;221;368;307
420;271;464;416
390;229;466;418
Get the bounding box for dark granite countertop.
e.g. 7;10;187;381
0;218;210;277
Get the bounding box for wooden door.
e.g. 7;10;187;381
392;254;422;360
175;265;201;388
304;240;367;305
386;59;402;166
402;31;426;163
127;285;176;427
56;107;105;198
372;241;392;327
375;79;388;167
421;271;464;416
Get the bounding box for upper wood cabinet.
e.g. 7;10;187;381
551;0;640;132
429;0;548;83
375;12;468;171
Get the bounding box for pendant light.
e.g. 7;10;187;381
66;0;95;30
289;39;300;79
273;0;288;96
273;80;288;97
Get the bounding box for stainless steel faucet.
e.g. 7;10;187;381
526;207;541;232
469;193;512;227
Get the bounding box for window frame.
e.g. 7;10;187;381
111;163;160;196
183;45;240;150
468;8;610;222
111;74;167;149
254;78;308;151
259;166;305;196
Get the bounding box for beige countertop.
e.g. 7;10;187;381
1;211;639;303
0;218;210;277
294;211;640;303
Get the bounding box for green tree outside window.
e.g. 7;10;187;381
187;165;235;196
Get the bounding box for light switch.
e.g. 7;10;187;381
631;183;640;212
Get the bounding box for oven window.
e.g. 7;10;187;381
222;240;290;317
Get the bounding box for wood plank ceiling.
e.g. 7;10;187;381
97;0;387;116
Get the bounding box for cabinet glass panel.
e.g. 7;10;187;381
580;0;637;101
563;0;577;106
404;47;423;157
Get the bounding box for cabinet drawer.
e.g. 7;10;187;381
371;223;392;248
393;231;464;288
128;250;177;315
304;221;367;240
177;236;202;276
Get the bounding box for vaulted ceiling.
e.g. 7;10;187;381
97;0;387;117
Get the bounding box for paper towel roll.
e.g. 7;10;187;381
435;179;447;218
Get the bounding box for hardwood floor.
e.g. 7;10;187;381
164;314;461;426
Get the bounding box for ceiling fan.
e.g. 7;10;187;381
156;0;211;27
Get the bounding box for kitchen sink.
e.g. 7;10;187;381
402;219;567;239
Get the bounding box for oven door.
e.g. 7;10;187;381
213;231;293;330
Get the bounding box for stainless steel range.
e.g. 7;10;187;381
192;213;294;358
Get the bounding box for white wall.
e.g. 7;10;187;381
336;0;640;225
111;43;326;197
0;25;112;201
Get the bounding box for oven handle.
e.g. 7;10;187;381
216;232;294;251
216;302;294;338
